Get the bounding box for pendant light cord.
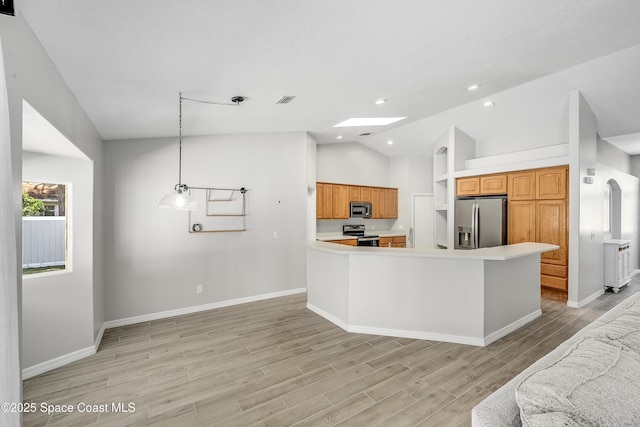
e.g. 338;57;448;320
177;92;185;191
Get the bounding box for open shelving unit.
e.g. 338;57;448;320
432;126;476;249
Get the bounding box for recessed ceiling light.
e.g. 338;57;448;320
483;101;495;108
334;117;406;127
387;140;394;145
375;98;388;105
336;135;343;140
467;84;481;91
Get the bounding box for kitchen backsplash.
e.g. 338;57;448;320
316;218;397;234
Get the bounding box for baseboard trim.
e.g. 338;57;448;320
567;288;605;309
105;288;307;329
306;303;537;347
24;289;306;379
23;345;96;380
94;323;105;349
482;309;542;346
306;303;350;332
347;324;486;347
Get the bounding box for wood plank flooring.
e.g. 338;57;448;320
22;278;640;426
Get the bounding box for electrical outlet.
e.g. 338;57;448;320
196;285;203;294
273;231;278;239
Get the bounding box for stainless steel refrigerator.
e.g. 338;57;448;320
454;196;507;249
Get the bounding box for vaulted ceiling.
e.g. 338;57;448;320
18;1;640;156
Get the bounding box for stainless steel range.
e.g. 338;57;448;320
343;224;380;247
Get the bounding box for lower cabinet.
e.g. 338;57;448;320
380;236;406;248
507;180;569;292
326;239;357;246
604;240;631;292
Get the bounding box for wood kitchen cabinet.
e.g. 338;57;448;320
349;186;361;202
537;199;568;266
380;235;406;248
456;174;506;196
332;184;350;219
508;201;536;244
383;188;398;218
480;174;507;195
456;177;480;196
371;187;384;219
537;199;568;291
536;167;567;199
505;166;569;293
327;239;357;246
508;171;536;200
316;182;398;220
316;183;333;219
360;186;372;202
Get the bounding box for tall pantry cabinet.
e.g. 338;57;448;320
508;166;569;291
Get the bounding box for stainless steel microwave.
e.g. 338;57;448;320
350;202;372;218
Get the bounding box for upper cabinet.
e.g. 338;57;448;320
316;182;398;220
383;188;398;218
508;171;536;200
536;167;567;199
371;187;384;219
360;187;372;202
331;184;350;219
456;174;506;197
316;183;333;219
480;174;507;195
349;186;361;202
456;177;480;196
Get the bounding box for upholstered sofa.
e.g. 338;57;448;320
472;292;640;426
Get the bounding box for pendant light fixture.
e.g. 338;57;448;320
158;93;198;210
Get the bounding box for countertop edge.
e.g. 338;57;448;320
305;241;559;260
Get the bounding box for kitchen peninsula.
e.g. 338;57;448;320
306;242;558;346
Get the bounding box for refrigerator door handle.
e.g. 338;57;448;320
474;202;480;249
471;202;477;249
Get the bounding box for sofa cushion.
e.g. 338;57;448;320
515;337;640;427
583;299;640;355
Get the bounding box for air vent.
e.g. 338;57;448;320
276;95;296;104
359;133;372;136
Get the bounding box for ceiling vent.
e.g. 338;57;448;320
276;95;296;104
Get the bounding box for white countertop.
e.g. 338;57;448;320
316;230;406;241
603;239;631;245
306;241;558;261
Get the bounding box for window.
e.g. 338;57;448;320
22;181;67;275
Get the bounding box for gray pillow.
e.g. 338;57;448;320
515;337;640;427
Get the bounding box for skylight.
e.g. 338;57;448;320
333;117;406;127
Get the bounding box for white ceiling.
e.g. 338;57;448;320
18;1;640;156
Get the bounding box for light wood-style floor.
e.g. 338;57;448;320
23;279;640;427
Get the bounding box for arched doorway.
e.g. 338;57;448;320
605;179;622;239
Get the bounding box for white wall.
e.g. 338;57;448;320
568;91;639;306
0;32;20;426
104;132;310;321
316;142;390;186
1;10;104;399
390;155;432;232
22;152;95;368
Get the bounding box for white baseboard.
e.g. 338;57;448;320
24;288;306;379
307;303;540;347
23;345;96;380
347;324;486;347
94;323;105;349
105;288;307;329
306;303;350;332
482;309;542;346
567;288;605;309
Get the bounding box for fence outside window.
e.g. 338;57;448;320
22;216;66;268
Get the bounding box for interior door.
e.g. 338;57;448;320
411;193;434;249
